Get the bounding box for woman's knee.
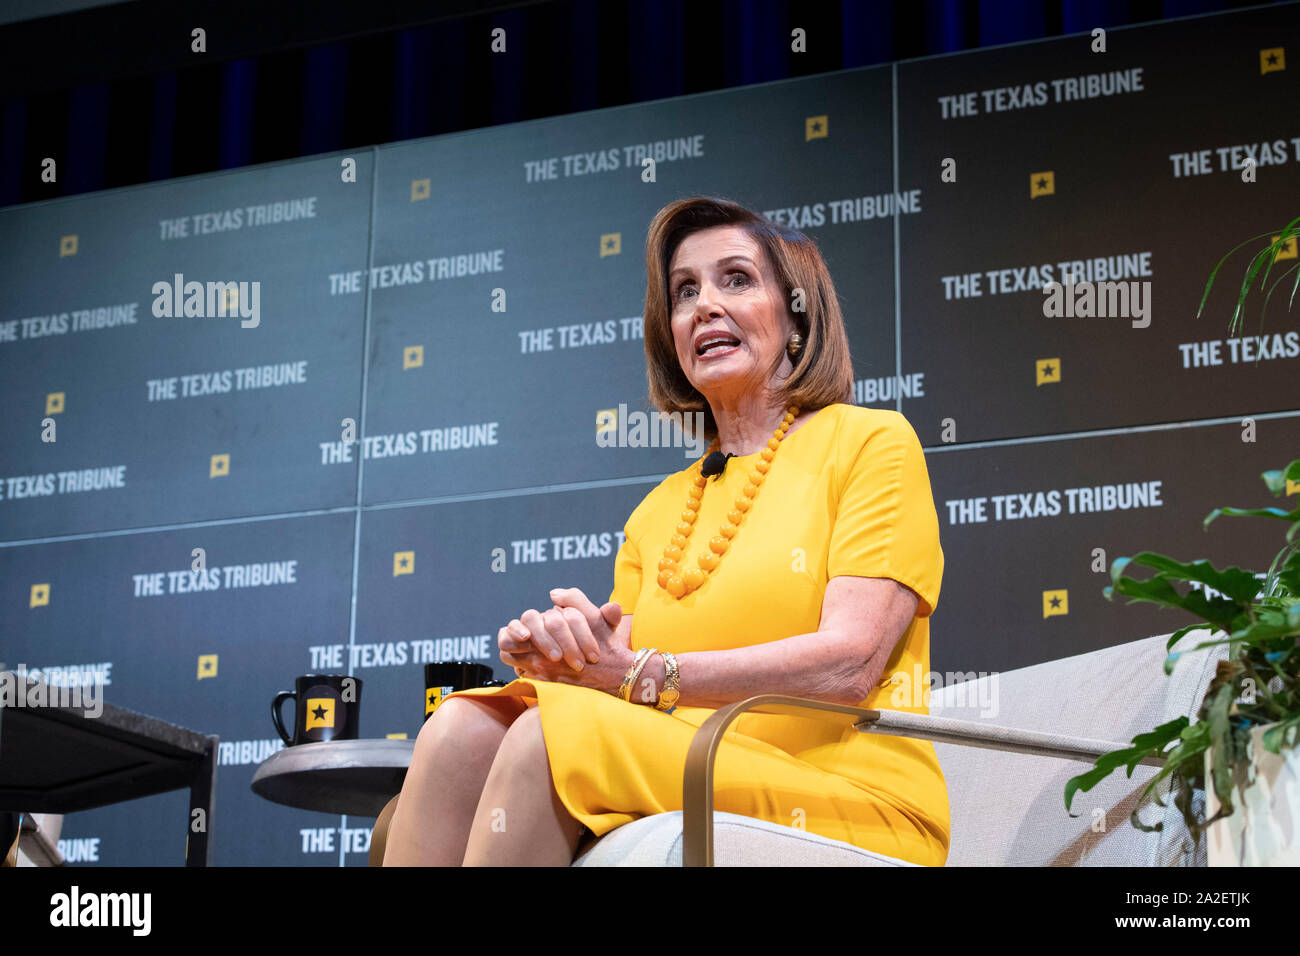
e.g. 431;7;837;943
491;703;547;765
414;695;519;758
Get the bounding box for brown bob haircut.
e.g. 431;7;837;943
642;196;855;441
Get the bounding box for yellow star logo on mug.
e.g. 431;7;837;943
305;698;335;730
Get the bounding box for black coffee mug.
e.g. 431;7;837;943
273;674;362;745
424;661;494;720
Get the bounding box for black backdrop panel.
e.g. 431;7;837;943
0;153;373;540
0;511;355;866
929;416;1300;675
898;3;1300;444
359;67;896;502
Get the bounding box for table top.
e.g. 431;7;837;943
250;738;415;817
0;674;215;813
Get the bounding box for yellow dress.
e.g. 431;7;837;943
447;402;950;866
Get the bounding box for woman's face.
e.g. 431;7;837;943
667;225;794;408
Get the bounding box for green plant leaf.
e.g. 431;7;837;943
1261;713;1300;754
1126;721;1213;830
1261;460;1300;496
1104;575;1241;633
1221;219;1300;335
1259;263;1300;336
1231;239;1283;336
1206;683;1236;815
1196;221;1299;320
1064;717;1188;814
1106;554;1250;631
1124;553;1264;604
1250;229;1292;309
1232;605;1300;644
1203;505;1300;529
1267;542;1300;596
1164;622;1217;654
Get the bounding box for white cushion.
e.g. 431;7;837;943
572;810;917;867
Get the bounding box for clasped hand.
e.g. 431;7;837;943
497;587;634;696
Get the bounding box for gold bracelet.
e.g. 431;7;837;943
625;646;657;703
655;652;680;711
618;648;648;701
618;647;652;702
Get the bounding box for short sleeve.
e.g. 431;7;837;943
608;524;642;614
826;413;944;618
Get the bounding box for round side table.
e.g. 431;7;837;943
251;738;415;817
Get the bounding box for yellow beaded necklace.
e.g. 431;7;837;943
656;406;800;598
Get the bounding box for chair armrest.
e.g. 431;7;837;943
19;814;64;866
682;694;1160;866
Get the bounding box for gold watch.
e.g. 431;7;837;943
655;651;680;711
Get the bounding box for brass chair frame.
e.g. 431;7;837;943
681;694;1164;866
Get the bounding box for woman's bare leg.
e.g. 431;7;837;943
383;694;526;866
461;704;585;865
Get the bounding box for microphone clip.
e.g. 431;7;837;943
700;450;733;479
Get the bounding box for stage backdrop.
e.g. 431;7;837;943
1;4;1297;866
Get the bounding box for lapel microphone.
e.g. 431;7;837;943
700;450;733;478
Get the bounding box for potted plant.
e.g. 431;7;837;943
1063;220;1300;865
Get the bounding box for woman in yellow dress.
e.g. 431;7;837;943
383;196;948;867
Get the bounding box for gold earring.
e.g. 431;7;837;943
786;332;805;359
